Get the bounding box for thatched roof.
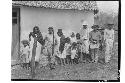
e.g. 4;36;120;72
12;1;98;11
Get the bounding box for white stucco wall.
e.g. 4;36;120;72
20;6;94;40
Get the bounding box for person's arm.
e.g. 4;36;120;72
29;32;32;41
29;32;34;41
54;37;58;46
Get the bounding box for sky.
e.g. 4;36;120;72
97;1;119;15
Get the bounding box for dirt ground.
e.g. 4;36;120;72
11;43;119;80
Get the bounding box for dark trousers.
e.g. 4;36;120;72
66;55;72;64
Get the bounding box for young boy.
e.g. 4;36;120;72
20;40;30;69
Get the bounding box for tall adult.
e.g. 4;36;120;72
104;23;114;63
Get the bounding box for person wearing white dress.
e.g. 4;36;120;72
71;42;77;64
20;40;30;69
104;24;114;63
29;26;44;64
80;21;90;54
79;21;90;62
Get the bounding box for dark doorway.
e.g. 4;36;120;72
12;8;20;62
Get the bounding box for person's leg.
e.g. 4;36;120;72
60;58;63;66
76;57;79;64
65;56;68;64
69;55;71;65
77;52;81;63
80;52;83;63
83;52;86;63
88;53;93;62
63;58;65;66
71;58;73;65
91;49;95;62
66;55;69;65
94;48;99;63
58;56;61;65
105;42;110;63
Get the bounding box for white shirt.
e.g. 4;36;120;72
70;37;77;44
104;29;114;41
80;28;89;40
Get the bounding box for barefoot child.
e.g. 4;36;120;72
20;40;30;69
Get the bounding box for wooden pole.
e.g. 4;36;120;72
31;37;37;79
52;30;54;56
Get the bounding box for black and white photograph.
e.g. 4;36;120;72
11;1;120;81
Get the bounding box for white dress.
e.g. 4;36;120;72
29;36;42;62
20;45;30;63
70;37;77;44
55;35;66;59
104;29;114;62
80;28;89;54
61;43;71;58
71;48;77;59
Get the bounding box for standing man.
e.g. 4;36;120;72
104;23;114;63
80;21;90;62
29;26;44;78
89;25;102;63
44;27;57;70
56;29;66;66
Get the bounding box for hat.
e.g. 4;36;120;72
57;29;63;34
76;33;80;37
48;27;53;30
33;26;39;30
82;21;88;25
58;29;62;32
92;25;99;29
21;40;29;45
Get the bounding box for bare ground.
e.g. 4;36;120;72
11;43;119;80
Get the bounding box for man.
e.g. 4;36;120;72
104;23;114;63
80;21;90;62
29;26;44;64
44;27;57;70
29;26;44;78
56;29;66;66
89;25;102;63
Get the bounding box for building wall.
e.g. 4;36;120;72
20;6;94;40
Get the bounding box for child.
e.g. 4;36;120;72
71;42;78;64
64;37;71;65
20;40;30;69
76;33;82;63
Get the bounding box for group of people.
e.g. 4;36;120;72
20;21;115;70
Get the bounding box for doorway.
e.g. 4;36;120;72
12;8;20;61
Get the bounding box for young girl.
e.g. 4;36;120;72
71;42;78;64
63;37;71;65
20;40;30;69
